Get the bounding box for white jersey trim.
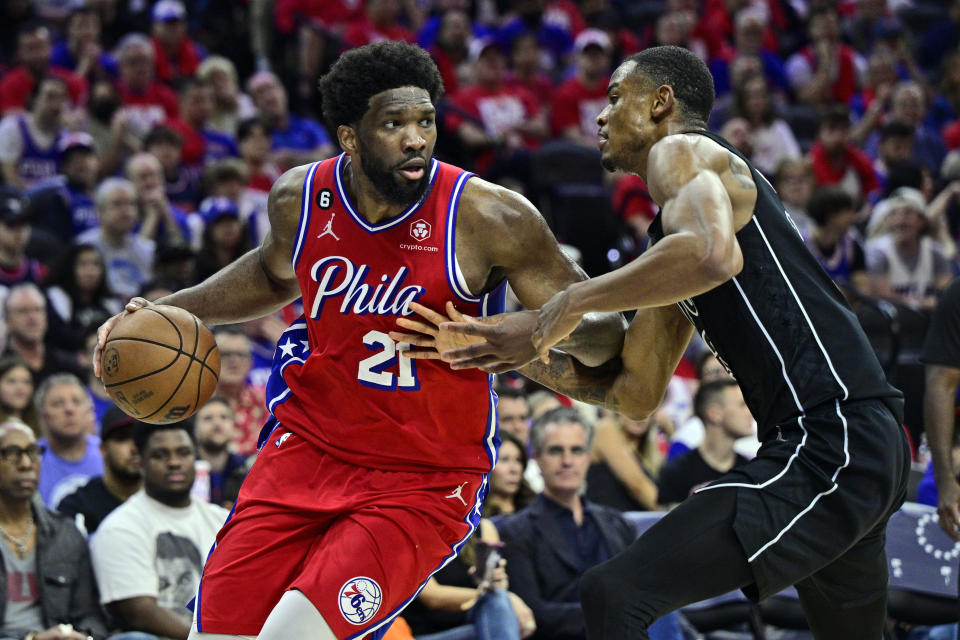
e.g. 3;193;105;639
291;162;321;269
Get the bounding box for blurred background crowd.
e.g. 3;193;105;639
0;0;958;639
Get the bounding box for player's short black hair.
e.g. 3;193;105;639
693;378;739;423
133;420;195;455
625;46;715;126
318;41;444;130
807;186;856;225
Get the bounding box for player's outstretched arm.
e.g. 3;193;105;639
444;179;625;371
394;301;692;418
925;364;960;541
533;136;745;357
521;304;693;419
93;166;307;377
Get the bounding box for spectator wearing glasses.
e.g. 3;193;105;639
213;327;266;456
0;419;108;640
34;374;101;510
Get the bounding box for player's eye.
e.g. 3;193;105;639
420;118;434;127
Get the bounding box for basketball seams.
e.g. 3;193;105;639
195;343;219;410
147;307;185;352
103;305;220;423
140;354;196;422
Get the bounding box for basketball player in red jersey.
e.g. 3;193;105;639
92;41;624;640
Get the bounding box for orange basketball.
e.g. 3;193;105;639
100;305;220;424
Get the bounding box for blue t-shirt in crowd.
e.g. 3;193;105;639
50;41;118;77
270;115;331;152
37;434;104;509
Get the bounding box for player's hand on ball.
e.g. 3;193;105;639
390;301;485;360
937;478;960;542
92;297;153;378
532;289;584;363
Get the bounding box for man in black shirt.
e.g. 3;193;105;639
57;404;142;535
657;379;752;506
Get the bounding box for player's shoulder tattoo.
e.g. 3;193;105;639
727;153;757;192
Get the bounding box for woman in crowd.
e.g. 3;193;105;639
401;517;536;640
484;431;536;519
731;73;801;177
0;356;36;432
45;243;122;351
586;411;664;512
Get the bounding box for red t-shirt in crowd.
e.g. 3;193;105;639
810;141;878;201
273;0;364;33
116;82;178;137
343;19;415;49
0;67;88;115
447;83;543;173
551;75;609;139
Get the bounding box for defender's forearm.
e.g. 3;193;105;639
558;311;626;367
519;352;623;412
156;248;300;326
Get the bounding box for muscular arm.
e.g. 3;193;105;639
153;165;306;324
560;137;744;316
521;304;693;420
460;180;625;366
925;365;960;490
106;597;190;640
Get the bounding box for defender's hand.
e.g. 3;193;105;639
92;297;153;378
532;289;584;363
937;478;960;542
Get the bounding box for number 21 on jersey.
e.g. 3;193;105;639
358;330;419;390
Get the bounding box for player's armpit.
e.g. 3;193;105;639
457;179;625;366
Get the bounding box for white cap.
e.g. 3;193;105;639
573;29;612;54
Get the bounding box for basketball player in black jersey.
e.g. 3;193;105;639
396;46;911;638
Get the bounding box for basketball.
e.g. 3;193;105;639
100;305;221;424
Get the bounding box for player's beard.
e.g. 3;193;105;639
357;137;431;206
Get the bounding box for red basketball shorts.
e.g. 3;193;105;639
195;425;487;639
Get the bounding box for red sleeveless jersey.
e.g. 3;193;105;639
267;154;505;473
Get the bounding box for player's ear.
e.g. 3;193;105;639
651;84;675;122
338;124;358;155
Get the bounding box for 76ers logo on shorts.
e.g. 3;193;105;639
338;577;382;625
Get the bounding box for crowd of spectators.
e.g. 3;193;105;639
0;0;957;638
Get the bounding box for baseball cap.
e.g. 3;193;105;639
574;29;612;54
0;187;29;226
468;37;502;62
101;403;137;440
866;186;928;236
198;196;240;226
57;132;95;158
152;0;186;22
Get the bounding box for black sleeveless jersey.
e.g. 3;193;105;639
647;130;902;438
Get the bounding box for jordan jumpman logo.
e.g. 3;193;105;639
445;482;469;506
318;212;340;240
